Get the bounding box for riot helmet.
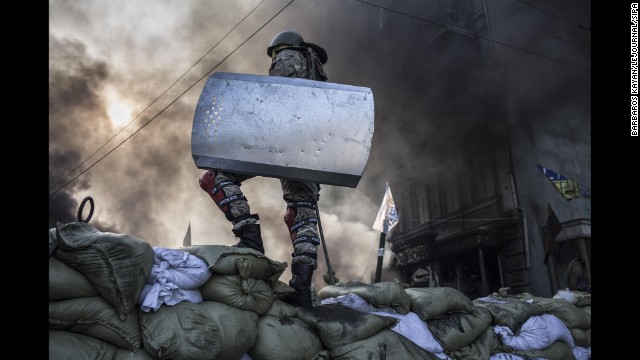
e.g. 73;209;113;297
267;30;328;64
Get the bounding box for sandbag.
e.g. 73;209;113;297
497;341;576;360
405;287;474;321
570;327;591;347
249;314;323;360
311;350;331;359
49;330;116;360
449;326;499;360
473;296;545;333
580;305;591;314
265;299;298;318
54;222;154;320
426;306;492;352
49;256;98;300
369;310;443;354
321;293;444;355
295;303;397;350
494;314;574;351
320;293;395;313
114;348;156;360
330;329;439;360
200;274;273;315
317;281;411;314
49;296;142;351
139;300;258;360
533;297;591;329
49;228;59;257
183;245;286;285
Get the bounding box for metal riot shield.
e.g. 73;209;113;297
191;72;374;187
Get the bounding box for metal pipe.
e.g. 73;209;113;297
374;232;386;283
517;207;530;269
497;250;505;287
478;247;489;296
316;204;336;285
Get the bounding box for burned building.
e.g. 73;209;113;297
362;0;592;299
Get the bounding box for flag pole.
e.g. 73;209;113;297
374;230;386;283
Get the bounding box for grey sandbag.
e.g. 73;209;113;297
570;327;591;347
533;297;591;329
249;314;323;360
426;306;492;352
265;299;298;318
405;287;474;321
49;228;59;257
311;350;331;359
330;329;439;360
139;300;258;360
448;326;499;360
54;221;154;320
295;303;397;350
49;330;116;360
49;296;142;351
183;245;287;286
200;274;274;315
49;256;98;300
317;281;411;314
497;340;576;360
580;305;591;314
114;348;156;360
473;296;545;333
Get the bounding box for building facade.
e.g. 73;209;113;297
381;0;591;298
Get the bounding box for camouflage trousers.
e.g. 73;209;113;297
212;171;320;269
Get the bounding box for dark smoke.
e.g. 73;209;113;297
49;34;118;231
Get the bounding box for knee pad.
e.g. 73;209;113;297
283;200;319;241
200;171;251;223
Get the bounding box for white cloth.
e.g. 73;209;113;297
140;283;203;312
553;289;578;304
494;314;575;351
139;247;212;312
321;294;449;359
149;247;211;289
490;354;527;360
572;346;591;360
320;293;396;313
475;296;508;304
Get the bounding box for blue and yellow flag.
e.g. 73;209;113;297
536;164;589;200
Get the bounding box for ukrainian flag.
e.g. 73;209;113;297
536;164;583;200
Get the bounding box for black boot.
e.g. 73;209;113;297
281;263;314;307
232;223;265;254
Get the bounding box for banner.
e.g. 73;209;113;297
372;182;399;234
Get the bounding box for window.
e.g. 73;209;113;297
470;153;496;202
460;174;472;207
427;183;441;219
411;184;430;225
417;193;429;224
440;174;461;214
